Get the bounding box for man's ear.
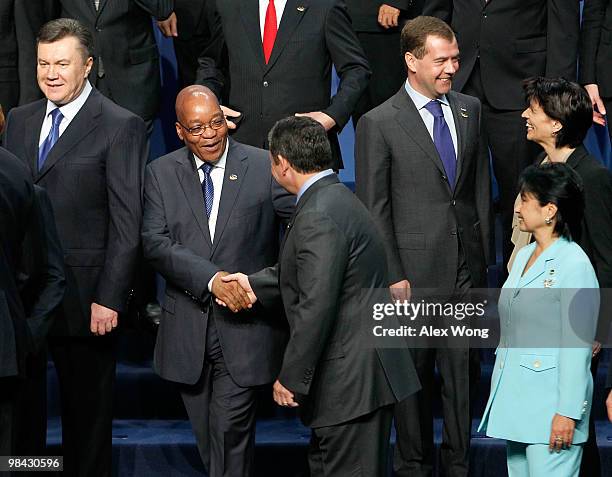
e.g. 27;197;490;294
405;52;417;74
175;122;186;142
278;154;290;175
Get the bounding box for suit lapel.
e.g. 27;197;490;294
518;239;563;288
24;104;46;177
35;91;101;183
265;0;309;72
211;141;248;255
96;0;109;17
393;89;448;180
279;174;339;271
448;93;468;191
176;150;213;248
240;0;266;70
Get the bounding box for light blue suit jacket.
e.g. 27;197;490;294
479;237;599;444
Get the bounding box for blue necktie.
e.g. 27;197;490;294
200;162;214;219
38;108;64;171
424;100;456;189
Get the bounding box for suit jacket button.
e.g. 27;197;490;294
533;360;541;368
451;200;456;206
263;81;269;87
441;175;447;181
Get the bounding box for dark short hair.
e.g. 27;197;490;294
38;18;94;60
523;77;592;148
268;117;333;173
519;163;584;240
401;16;455;59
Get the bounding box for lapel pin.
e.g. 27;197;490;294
297;6;305;11
460;107;468;118
229;174;238;181
543;278;554;288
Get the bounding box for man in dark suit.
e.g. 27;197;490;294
196;0;370;169
0;147;35;456
141;85;294;477
355;16;492;477
424;0;580;270
222;116;421;477
156;0;211;88
58;0;173;129
580;0;612;142
346;0;424;126
3;19;146;477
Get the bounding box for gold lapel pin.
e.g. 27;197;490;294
460;107;468;118
229;174;238;181
543;278;554;288
297;6;305;11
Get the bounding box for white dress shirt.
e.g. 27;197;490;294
193;141;229;292
38;81;93;147
259;0;288;40
404;79;458;158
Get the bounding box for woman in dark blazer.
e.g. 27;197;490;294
509;77;612;476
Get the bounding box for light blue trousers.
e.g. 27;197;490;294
506;440;583;477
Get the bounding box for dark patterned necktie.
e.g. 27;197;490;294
424;99;457;189
200;162;214;218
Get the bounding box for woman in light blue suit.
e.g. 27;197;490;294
479;163;599;476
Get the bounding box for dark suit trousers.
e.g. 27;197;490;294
352;31;405;128
180;316;259;477
0;377;18;457
49;335;117;477
308;405;394;477
14;346;48;458
463;61;541;274
394;250;478;477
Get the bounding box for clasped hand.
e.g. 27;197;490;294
213;272;257;312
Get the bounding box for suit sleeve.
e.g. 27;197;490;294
141;165;220;300
583;168;612;342
355;114;406;284
322;0;371;130
195;0;226;100
385;1;413;11
133;0;174;20
94;115;147;313
22;187;65;351
421;0;452;23
474;99;494;265
545;0;580;80
579;0;607;85
556;259;599;420
250;264;282;310
276;211;349;396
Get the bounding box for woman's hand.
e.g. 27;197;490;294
549;414;575;452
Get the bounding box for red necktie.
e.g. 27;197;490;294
263;0;277;63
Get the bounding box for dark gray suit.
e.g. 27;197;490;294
250;174;420;476
4;88;146;477
196;0;370;169
141;140;294;476
355;87;492;477
58;0;173;122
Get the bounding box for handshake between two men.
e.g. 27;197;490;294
212;271;299;409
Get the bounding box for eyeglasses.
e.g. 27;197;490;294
178;117;226;136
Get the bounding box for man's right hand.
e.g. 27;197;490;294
211;271;253;312
221;105;241;130
157;12;178;37
584;84;607;126
390;279;411;303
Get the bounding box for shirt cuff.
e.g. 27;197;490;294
208;272;220;292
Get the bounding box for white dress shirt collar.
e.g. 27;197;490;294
45;80;93;124
259;0;288;40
